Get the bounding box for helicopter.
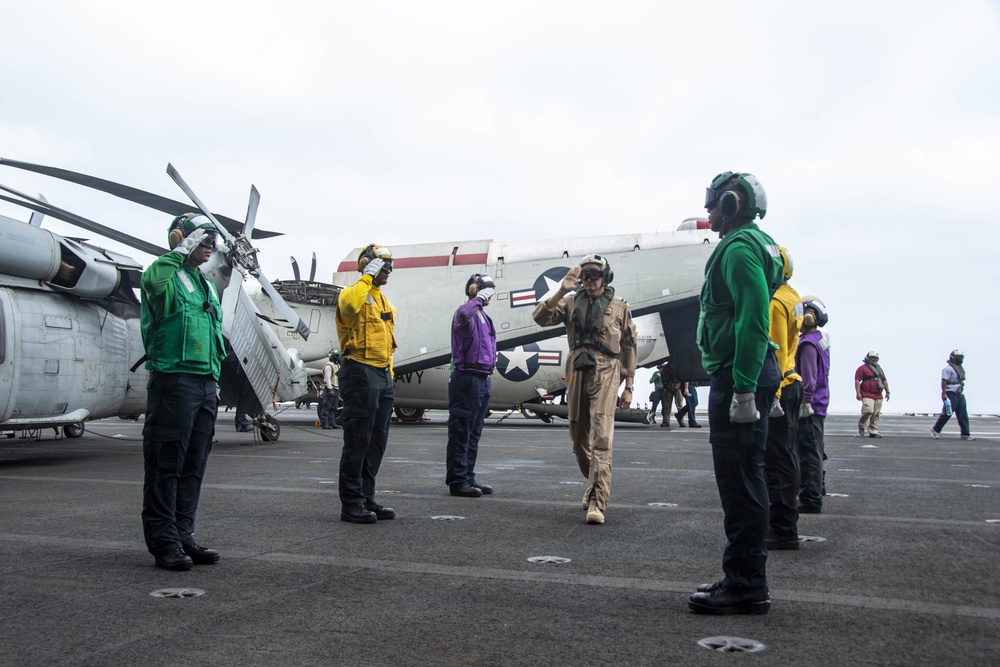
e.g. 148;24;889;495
0;158;309;441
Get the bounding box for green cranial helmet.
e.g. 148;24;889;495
168;213;217;250
705;171;768;221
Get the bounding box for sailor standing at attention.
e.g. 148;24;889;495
446;273;498;498
688;172;783;615
140;214;226;571
335;244;398;524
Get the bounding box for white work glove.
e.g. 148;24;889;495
769;397;784;418
363;257;385;277
174;228;210;257
729;391;759;423
799;402;815;419
476;286;496;303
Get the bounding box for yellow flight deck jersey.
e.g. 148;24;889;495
769;281;803;396
336;273;397;375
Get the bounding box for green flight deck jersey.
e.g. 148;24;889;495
697;222;783;394
140;251;225;380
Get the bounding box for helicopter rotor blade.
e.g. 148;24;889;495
290;256;301;282
0;157;283;240
166;164;310;340
258;277;311;339
165;163;234;244
310;252;317;282
0;184;168;256
243;185;259;240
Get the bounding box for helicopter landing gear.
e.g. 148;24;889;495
258;414;280;442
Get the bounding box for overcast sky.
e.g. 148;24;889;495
2;1;998;418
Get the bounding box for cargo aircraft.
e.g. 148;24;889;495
258;227;716;421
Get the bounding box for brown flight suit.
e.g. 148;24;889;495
533;291;637;511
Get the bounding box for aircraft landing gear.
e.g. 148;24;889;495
258;414;280;442
394;406;425;421
520;407;552;424
63;422;85;438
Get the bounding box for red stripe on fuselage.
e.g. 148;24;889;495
337;253;489;273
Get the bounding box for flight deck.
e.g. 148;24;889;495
1;411;998;665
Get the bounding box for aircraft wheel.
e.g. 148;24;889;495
394;407;425;420
64;422;85;438
521;407;552;424
259;415;280;442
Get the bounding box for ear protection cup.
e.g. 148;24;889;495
719;190;743;218
168;213;214;250
357;244;376;273
801;296;828;328
465;273;495;298
168;228;185;250
357;244;393;273
605;268;614;285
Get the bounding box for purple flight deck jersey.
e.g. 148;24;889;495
797;329;831;416
451;299;496;375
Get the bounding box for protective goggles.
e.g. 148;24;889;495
581;268;604;281
704;187;720;209
199;233;218;249
705;171;735;209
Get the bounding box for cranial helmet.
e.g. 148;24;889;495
949;349;964;364
778;246;793;281
580;253;613;284
465;273;496;298
866;351;880;361
329;348;340;360
168;213;217;250
705;171;768;221
357;244;393;273
800;296;828;328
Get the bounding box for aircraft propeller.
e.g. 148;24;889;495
288;252;318;283
166;164;310;340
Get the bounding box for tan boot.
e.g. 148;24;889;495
586;502;604;525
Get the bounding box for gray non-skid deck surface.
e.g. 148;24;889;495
2;412;998;665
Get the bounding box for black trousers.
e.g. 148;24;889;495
338;360;394;506
797;414;826;510
707;351;780;592
446;370;491;489
141;372;218;556
765;380;802;539
320;387;340;427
